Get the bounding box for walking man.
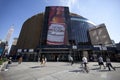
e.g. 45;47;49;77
68;55;74;65
106;56;116;71
18;56;22;64
98;56;105;69
70;56;74;65
82;56;89;73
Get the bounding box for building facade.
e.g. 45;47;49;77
10;6;117;61
89;24;117;61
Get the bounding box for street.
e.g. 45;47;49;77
0;62;120;80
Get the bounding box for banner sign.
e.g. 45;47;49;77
46;6;67;45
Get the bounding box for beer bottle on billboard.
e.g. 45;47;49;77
47;7;66;45
51;7;65;23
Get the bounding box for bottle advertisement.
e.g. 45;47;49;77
47;6;66;45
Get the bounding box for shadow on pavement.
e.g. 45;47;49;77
30;66;41;69
9;64;19;67
114;66;120;68
90;67;100;70
93;64;99;66
98;69;111;72
69;69;83;73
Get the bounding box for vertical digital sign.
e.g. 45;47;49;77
46;6;68;45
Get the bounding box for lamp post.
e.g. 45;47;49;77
72;45;77;61
99;44;103;56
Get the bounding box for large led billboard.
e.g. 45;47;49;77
45;6;69;45
47;7;66;45
89;24;112;45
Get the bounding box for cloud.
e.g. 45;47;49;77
59;0;80;11
44;0;80;12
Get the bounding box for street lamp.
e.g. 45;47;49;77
72;45;77;61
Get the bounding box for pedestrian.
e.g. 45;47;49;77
57;56;59;62
68;54;74;65
69;56;74;65
106;56;116;71
8;57;12;64
5;57;12;70
18;56;22;64
44;57;47;64
98;56;105;69
82;56;89;73
38;57;40;63
41;57;46;66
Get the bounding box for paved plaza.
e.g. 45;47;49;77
0;62;120;80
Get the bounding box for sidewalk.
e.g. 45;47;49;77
0;62;120;80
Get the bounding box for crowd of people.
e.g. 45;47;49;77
68;55;116;73
4;54;116;73
85;56;116;72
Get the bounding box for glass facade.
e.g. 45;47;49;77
69;16;95;45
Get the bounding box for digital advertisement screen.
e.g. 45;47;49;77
46;6;67;45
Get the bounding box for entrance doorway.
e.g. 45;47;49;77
41;53;69;61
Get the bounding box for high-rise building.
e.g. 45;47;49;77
5;26;14;43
